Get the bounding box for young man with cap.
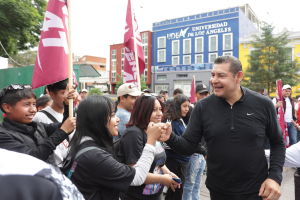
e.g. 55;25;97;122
159;89;168;102
195;83;209;102
273;84;298;146
161;56;285;200
114;83;141;141
80;89;88;100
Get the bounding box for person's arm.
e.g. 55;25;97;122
265;142;300;168
0;130;68;161
164;102;204;157
194;138;207;156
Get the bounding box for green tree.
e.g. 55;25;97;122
115;73;149;92
242;22;300;94
88;88;103;96
9;51;37;67
0;0;47;58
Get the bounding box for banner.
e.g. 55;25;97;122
123;0;145;87
189;77;196;103
276;79;289;148
32;0;69;89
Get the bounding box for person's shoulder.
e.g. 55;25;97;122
116;108;130;117
32;111;49;123
122;126;144;142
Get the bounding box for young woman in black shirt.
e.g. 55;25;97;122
118;94;180;200
64;95;164;200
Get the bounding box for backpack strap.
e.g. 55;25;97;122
75;146;100;160
39;110;59;123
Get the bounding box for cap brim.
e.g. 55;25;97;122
128;91;142;96
196;89;208;94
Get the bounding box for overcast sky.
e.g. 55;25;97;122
37;0;297;69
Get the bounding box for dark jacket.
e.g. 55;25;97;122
166;87;286;195
0;104;70;161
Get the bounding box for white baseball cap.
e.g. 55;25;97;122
117;83;141;97
282;84;292;90
81;89;88;93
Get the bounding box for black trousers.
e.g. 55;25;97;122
209;188;263;200
165;158;187;200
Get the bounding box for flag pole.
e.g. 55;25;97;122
193;75;196;102
68;0;73;117
130;0;141;91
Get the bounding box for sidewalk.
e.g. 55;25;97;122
200;168;296;200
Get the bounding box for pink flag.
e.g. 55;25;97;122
276;80;289;148
189;77;196;103
123;0;145;87
32;0;70;89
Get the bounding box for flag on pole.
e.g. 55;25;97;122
276;79;289;148
123;0;145;88
189;77;196;104
32;0;70;89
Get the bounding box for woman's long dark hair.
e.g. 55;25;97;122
163;94;190;124
68;95;117;160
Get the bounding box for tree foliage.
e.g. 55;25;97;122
242;22;300;94
115;73;149;92
9;51;37;67
0;0;47;58
88;88;103;96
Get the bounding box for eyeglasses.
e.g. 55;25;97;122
5;84;33;94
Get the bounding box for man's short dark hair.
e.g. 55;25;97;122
47;79;68;94
0;88;37;113
117;94;129;102
36;95;52;109
214;56;242;77
173;88;183;95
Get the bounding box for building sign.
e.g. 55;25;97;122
167;22;231;39
152;63;213;72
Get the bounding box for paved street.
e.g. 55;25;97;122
199;168;296;200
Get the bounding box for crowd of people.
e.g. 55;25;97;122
1;55;300;200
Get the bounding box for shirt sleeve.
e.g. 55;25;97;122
0;129;68;161
121;129;145;165
272;98;277;106
166;101;204;157
296;103;299;111
89;150;136;192
265;99;286;185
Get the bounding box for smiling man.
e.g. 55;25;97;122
161;56;286;200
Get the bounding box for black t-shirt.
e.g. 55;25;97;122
70;140;135;200
118;125;167;200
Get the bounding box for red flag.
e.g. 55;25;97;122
32;0;69;89
276;80;289;148
189;77;196;103
123;0;145;88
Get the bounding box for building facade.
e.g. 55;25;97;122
239;29;300;98
109;31;152;94
151;4;258;96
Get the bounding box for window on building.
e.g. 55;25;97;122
143;45;148;57
209;35;218;52
223;33;233;50
158;49;166;63
157;75;167;80
121;60;124;70
121;48;125;59
158;36;166;48
209;53;218;63
100;65;105;68
172;56;179;65
143;68;148;82
223;51;233;56
111;61;116;71
195;37;204;53
172;40;179;55
155;84;169;94
111;72;116;82
183;55;191;64
183;39;191;54
177;74;188;78
142;32;148;44
195;54;203;64
112;49;116;59
145;57;148;66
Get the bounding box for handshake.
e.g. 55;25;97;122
145;122;172;145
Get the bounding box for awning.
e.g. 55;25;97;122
74;65;101;77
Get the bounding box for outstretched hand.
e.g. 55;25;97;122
157;122;172;142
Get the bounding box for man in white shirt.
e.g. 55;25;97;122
33;79;70;167
273;84;297;146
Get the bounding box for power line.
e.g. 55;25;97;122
0;39;22;66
